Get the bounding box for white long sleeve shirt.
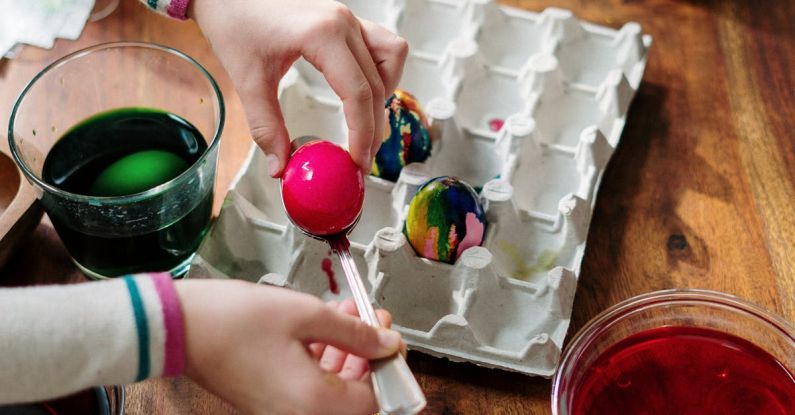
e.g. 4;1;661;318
0;273;185;404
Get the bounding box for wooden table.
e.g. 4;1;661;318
1;0;793;413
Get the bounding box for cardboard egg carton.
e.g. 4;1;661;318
191;0;651;376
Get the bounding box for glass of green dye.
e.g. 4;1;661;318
8;42;224;279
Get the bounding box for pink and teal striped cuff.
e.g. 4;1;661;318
150;273;186;377
141;0;191;20
123;273;186;381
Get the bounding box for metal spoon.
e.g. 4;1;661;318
280;138;426;415
323;230;426;415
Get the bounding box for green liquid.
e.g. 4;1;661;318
42;108;212;277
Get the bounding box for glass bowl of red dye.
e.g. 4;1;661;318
552;289;795;415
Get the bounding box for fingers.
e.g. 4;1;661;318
308;300;339;360
295;299;383;414
347;24;386;174
318;301;356;372
316;300;393;373
300;299;405;412
305;35;375;173
291;352;379;415
376;308;392;328
319;300;399;381
338;353;370;381
336;298;392;328
358;19;409;159
240;74;292;177
336;304;399;380
285;340;379;415
313;300;394;365
358;18;408;96
298;299;401;361
335;301;370;378
240;7;407;177
302;9;408;173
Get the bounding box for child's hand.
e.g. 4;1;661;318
176;280;404;415
309;298;407;381
190;0;409;176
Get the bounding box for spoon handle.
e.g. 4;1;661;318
330;237;427;415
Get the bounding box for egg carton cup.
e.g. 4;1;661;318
191;0;651;377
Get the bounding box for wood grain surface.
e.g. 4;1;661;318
1;0;793;414
0;137;43;270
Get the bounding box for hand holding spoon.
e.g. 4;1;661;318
280;138;426;415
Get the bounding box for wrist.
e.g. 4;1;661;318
173;279;226;386
174;281;200;382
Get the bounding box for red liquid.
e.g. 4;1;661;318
571;326;795;415
321;257;339;294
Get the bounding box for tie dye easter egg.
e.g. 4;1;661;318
372;90;432;182
405;176;487;264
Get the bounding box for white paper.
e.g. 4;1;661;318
0;0;94;58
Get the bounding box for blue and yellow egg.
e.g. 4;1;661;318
371;90;432;182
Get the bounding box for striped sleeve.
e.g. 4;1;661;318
139;0;191;20
0;274;185;404
122;273;186;380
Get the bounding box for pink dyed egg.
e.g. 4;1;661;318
281;140;364;236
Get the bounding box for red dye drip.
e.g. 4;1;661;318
488;118;504;132
570;326;795;415
321;257;339;295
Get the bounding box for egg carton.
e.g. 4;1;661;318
190;0;651;377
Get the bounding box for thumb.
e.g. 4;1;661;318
300;307;402;359
239;78;291;177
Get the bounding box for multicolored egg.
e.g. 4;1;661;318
371;90;432;182
404;176;487;264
